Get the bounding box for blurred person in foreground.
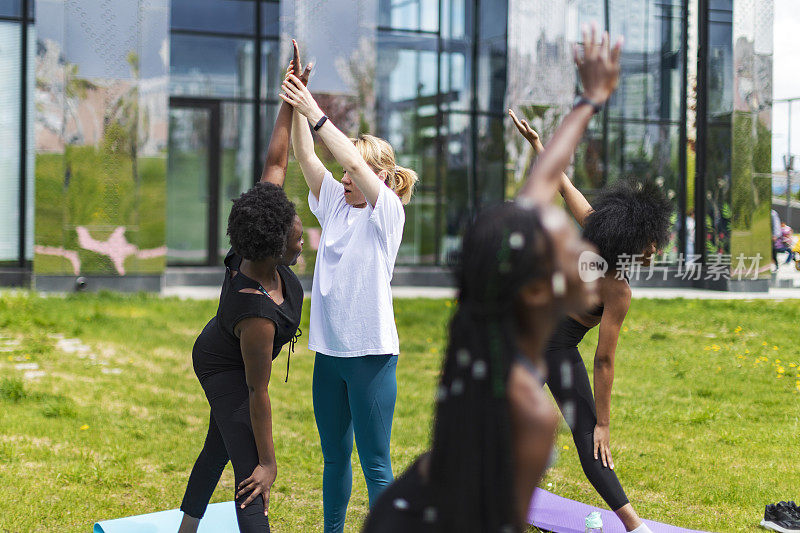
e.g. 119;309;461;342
363;24;621;533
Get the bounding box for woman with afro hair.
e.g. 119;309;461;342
177;42;311;533
510;111;671;533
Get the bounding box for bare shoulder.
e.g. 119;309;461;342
600;274;631;307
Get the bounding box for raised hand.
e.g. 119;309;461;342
508;109;543;153
280;74;323;121
287;39;313;86
574;22;622;104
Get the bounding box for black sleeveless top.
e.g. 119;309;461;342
192;249;303;384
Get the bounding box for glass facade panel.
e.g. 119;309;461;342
441;0;468;39
399;189;437;264
441;112;472;263
440;42;472;112
379;0;439;33
608;0;683;123
167;107;212;265
218;102;254;261
376;0;507;265
261;1;280;37
261;40;280;103
475;115;505;205
0;22;22;261
170;34;255;99
701;0;733;257
171;0;255;35
168;0;279;265
0;1;21;18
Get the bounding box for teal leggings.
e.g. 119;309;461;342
313;353;397;533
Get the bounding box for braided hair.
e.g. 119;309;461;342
429;202;558;532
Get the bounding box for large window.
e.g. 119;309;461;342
0;2;34;266
570;0;687;261
376;0;508;265
168;0;279;265
702;0;733;257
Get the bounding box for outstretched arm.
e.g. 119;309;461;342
281;74;384;207
592;278;631;470
515;24;622;206
509;110;593;227
261;40;312;186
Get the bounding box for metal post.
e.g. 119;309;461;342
695;0;709;265
678;0;689;259
788;101;793;228
18;0;29;268
253;0;262;185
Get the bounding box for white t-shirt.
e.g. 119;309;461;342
308;171;405;357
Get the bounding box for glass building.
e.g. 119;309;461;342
0;0;34;284
0;0;776;290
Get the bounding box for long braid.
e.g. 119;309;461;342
429;202;556;532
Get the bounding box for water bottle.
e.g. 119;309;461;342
585;511;603;533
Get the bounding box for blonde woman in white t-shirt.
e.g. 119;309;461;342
280;65;417;533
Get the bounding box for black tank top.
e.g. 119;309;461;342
192;249;303;384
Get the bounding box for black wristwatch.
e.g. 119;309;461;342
313;115;328;131
572;95;603;115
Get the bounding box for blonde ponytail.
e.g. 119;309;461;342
353;134;419;205
391;165;418;205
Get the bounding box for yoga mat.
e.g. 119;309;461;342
528;488;710;533
93;502;237;533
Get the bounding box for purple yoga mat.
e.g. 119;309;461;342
527;488;710;533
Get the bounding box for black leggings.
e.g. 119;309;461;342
180;370;270;532
544;347;629;511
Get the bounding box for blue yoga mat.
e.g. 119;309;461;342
94;490;709;532
528;488;709;533
93;502;237;533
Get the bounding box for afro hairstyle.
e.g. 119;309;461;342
227;182;296;261
582;178;673;268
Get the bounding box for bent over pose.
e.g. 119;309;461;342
178;42;310;533
510;41;671;529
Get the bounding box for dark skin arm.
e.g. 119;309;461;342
260;40;313;186
591;276;631;470
508;111;594;227
234;317;278;515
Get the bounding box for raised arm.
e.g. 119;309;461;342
290;92;327;200
261;40;312;187
281;74;384;207
515;24;621;205
509;109;594;227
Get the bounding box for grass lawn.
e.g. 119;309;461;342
0;293;798;532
